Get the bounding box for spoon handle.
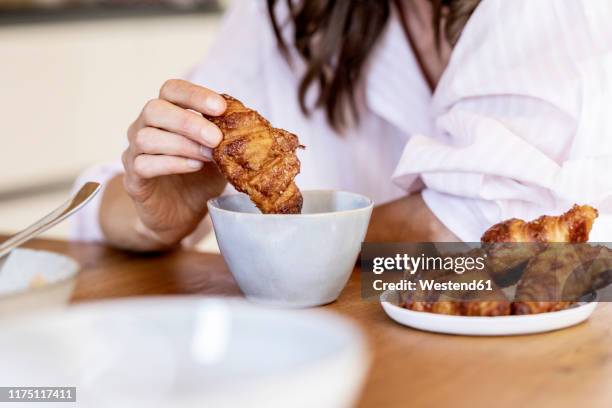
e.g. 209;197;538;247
0;182;101;259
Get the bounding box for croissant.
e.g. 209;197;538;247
401;250;511;317
481;205;598;287
402;205;604;316
481;204;598;243
513;244;612;314
512;245;591;314
205;94;304;214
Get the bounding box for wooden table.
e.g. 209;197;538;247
16;236;612;408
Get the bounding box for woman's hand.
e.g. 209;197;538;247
101;79;229;250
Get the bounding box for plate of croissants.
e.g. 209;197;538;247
381;205;612;336
381;291;597;336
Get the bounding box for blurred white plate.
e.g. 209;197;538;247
381;290;597;336
0;248;79;316
0;297;369;408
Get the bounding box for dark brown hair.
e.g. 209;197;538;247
267;0;481;130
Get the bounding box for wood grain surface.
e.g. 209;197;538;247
14;236;612;408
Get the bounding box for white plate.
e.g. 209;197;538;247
0;297;369;408
0;248;79;316
380;290;597;336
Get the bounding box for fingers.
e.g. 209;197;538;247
141;99;222;148
159;79;226;116
130;127;213;161
132;154;204;179
124;79;225;182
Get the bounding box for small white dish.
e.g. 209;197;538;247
208;190;373;308
0;248;79;316
380;290;597;336
0;297;369;408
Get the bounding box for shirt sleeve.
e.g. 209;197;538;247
70;0;271;243
392;0;612;242
69;162;123;242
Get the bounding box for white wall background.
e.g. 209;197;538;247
0;13;222;244
0;14;221;191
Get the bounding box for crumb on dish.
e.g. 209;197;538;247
29;274;48;289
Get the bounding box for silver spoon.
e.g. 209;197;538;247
0;182;101;270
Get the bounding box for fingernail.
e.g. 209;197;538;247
187;159;203;169
206;96;225;114
201;126;223;146
200;145;213;160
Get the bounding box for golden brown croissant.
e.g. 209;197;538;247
435;270;511;317
482;204;598;288
403;205;603;317
513;245;612;314
401;250;511;317
513;245;590;314
205;94;303;214
403;292;511;317
483;243;543;287
482;204;598;243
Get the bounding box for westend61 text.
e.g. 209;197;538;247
373;279;494;292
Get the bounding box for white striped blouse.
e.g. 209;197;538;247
72;0;612;244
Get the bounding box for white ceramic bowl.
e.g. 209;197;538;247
208;190;373;308
0;297;369;408
0;248;79;316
